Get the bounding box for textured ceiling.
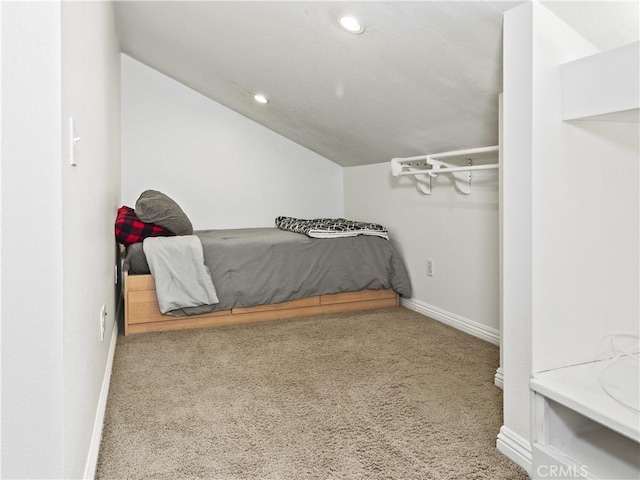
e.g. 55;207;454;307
114;1;639;167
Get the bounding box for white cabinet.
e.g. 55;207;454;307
529;40;640;480
531;360;639;479
501;4;639;477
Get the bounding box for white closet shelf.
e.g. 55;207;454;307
531;359;640;442
561;41;639;123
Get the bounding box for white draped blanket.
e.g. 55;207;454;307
143;235;219;314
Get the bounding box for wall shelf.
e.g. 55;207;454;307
531;359;639;441
561;41;639;123
531;360;639;479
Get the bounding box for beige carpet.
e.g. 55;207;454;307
97;307;528;480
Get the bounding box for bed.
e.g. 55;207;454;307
123;227;411;335
117;191;411;335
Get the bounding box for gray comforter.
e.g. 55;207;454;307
124;228;411;315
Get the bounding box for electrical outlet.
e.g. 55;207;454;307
100;304;107;341
426;259;434;277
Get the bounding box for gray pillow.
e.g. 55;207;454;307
135;190;193;235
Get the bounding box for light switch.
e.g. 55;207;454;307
69;117;82;167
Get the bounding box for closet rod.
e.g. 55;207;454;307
393;145;499;164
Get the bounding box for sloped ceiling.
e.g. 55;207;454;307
114;1;639;167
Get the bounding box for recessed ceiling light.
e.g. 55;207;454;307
254;93;269;104
338;14;365;34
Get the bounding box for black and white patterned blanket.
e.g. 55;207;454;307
275;216;389;240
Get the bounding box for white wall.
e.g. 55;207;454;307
500;2;638;473
344;158;500;341
121;55;343;229
534;118;638;372
499;3;536;469
1;3;65;477
61;2;121;478
1;2;121;478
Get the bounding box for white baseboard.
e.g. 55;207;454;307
497;426;533;475
400;298;500;346
494;367;504;389
83;322;118;480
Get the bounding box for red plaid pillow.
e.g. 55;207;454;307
115;206;175;246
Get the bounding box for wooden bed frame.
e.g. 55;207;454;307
124;272;400;335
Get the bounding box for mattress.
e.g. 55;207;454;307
124;227;411;314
